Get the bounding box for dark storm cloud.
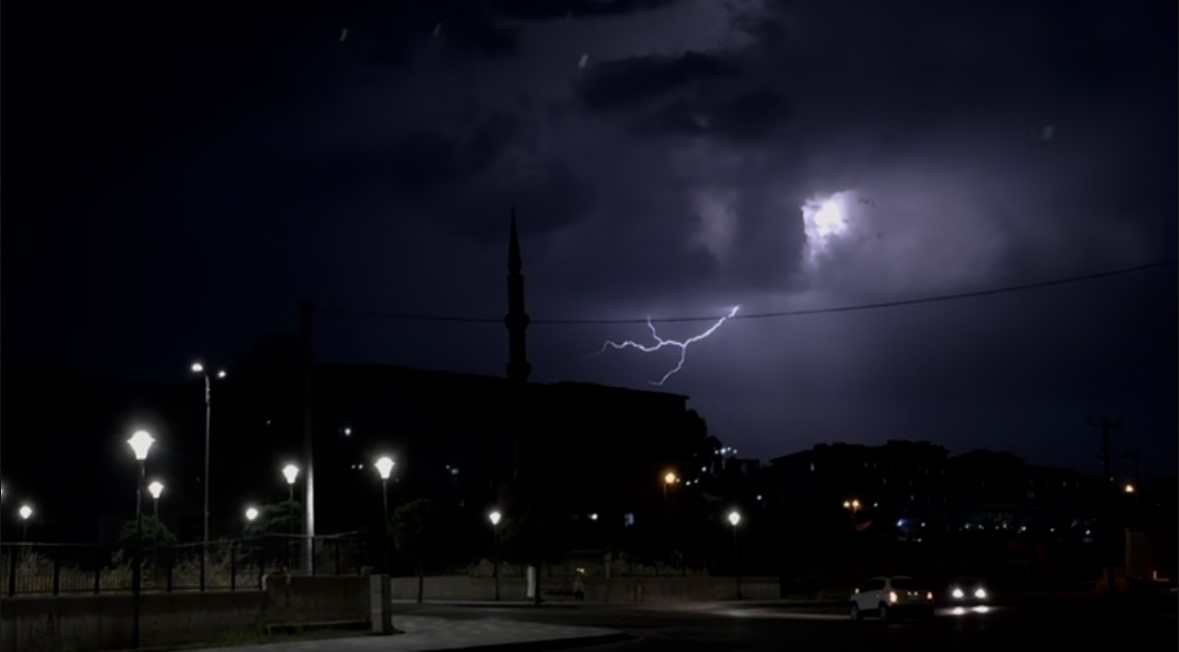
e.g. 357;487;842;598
5;0;1175;477
492;0;690;20
578;52;742;110
636;85;790;140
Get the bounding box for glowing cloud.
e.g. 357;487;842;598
802;190;856;267
599;306;739;386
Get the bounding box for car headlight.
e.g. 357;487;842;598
888;591;898;603
974;588;987;599
951;587;964;599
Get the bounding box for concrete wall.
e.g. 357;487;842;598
0;575;373;652
392;575;780;603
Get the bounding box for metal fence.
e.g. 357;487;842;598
0;532;368;597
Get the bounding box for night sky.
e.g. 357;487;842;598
5;1;1176;478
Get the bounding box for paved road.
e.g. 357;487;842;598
393;595;1177;652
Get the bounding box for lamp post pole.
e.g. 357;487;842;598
282;464;300;567
374;457;396;574
127;430;156;649
489;511;502;601
728;511;742;601
192;362;225;591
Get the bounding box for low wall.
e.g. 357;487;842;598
0;575;373;652
392;575;780;603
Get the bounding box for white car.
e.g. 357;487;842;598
849;576;935;621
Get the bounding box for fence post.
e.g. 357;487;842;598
334;539;341;576
52;549;61;596
7;545;17;597
93;546;102;594
257;542;265;590
230;541;237;591
166;545;173;592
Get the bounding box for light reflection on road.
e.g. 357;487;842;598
942;605;994;616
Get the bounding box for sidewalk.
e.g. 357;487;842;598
183;616;627;652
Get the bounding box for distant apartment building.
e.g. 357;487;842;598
769;440;1100;538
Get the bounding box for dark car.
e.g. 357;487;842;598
948;577;990;605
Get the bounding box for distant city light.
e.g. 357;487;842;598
589;513;599;521
1123;483;1135;494
727;510;741;526
488;510;502;526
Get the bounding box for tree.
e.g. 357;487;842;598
243;500;302;538
391;499;450;603
119;515;176;549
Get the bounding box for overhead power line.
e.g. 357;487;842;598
320;258;1176;326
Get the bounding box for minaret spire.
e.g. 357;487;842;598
505;205;531;384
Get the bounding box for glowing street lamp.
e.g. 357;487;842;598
18;504;33;540
192;359;227;591
148;481;164;517
489;510;503;600
282;464;300;536
374;456;395;573
245;506;259;522
1123;484;1136;494
727;510;742;600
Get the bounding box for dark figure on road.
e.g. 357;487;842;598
572;576;586;601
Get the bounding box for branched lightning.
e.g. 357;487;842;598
598;306;739;386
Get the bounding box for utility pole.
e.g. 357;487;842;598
1089;416;1122;596
300;300;316;574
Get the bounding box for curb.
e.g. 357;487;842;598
439;633;633;652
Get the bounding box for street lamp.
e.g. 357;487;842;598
843;498;861;528
148;481;164;518
18;504;33;541
374;456;395;573
489;510;502;601
1123;484;1136;494
126;429;155;649
727;510;742;600
245;506;259;522
662;471;678;520
192;361;226;590
282;464;300;536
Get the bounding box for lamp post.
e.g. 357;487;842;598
127;429;156;649
662;471;677;520
843;499;861;529
489;510;502;601
148;481;164;518
282;464;300;569
191;361;226;591
727;510;742;600
245;507;259;522
282;464;300;535
374;456;395;574
18;504;33;541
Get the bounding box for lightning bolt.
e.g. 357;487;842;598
598;306;739;386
